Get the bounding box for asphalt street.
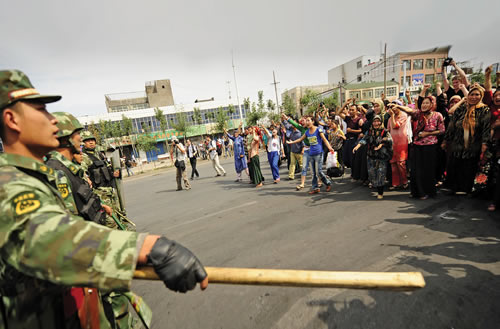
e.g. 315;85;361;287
125;154;500;329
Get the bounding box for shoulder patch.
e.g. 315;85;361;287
57;183;70;199
12;192;41;216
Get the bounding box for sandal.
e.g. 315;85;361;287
296;185;304;191
309;188;320;194
402;183;409;189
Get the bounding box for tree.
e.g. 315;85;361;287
246;101;266;126
214;107;228;133
300;89;321;114
135;134;158;166
267;99;275;112
111;121;124;152
154;107;169;152
257;91;265;111
192;107;203;125
227;104;235;115
87;121;102;145
321;93;339;112
121;115;133;136
243;97;251;110
282;93;297;117
171;111;190;143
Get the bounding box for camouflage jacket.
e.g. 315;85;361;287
0;153;146;329
46;151;81;213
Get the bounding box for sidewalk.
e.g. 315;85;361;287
122;157;217;181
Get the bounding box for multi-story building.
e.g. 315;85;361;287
105;79;175;113
328;55;379;85
327;46;451;94
78;100;248;162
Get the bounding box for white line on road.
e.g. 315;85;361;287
165;201;257;230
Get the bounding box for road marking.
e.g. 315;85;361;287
165;201;257;230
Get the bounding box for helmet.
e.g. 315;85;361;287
80;130;96;142
52;112;83;138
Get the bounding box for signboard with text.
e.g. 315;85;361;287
412;73;424;86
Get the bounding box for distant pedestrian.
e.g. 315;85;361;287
170;136;191;191
224;123;249;182
206;136;226;177
186;139;200;179
261;125;284;183
249;127;264;187
282;119;304;180
125;157;134;176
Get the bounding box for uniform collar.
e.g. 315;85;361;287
0;153;57;179
48;151;84;177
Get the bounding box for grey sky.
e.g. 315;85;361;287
1;0;498;116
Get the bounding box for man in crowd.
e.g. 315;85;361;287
206;135;226;177
170;136;191;190
224;122;249;182
0;70;208;328
442;59;470;102
282;119;304;180
186;139;200;180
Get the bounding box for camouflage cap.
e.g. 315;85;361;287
80;130;96;141
52;112;83;138
0;70;61;109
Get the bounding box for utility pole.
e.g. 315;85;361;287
271;71;280;113
338;82;343;107
383;43;387;96
226;81;232;101
231;50;243;129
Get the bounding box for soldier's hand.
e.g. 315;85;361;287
148;237;207;293
102;204;112;216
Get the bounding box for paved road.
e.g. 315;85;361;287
124;155;500;329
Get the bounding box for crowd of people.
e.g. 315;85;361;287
206;61;499;211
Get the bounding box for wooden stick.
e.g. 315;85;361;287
134;267;425;291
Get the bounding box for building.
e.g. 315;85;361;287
78;100;248;162
105;79;175;113
328;55;379;86
328;46;451;93
318;81;400;105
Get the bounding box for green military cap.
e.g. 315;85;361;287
52;112;83;138
81;130;96;141
0;70;61;109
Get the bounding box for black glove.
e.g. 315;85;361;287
147;237;207;293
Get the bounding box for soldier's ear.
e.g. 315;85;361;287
3;106;23;136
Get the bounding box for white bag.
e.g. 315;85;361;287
326;151;338;169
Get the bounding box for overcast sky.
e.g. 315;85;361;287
1;0;499;116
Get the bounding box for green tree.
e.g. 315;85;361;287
267;99;275;112
192;107;203;125
111;121;124;152
227;104;235;115
282;93;297;117
154;107;169;152
121;115;133;136
246;101;266;126
135;134;158;166
214;107;229;133
257;91;265;111
321;93;339;112
88;121;102;145
243;97;251;110
171;111;190;143
300;89;321;114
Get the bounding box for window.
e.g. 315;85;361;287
362;90;373;99
435;74;443;82
374;88;384;98
401;76;411;87
349;91;361;99
425;59;435;69
401;60;411;71
413;59;423;70
357;61;362;69
357;75;362;82
425;74;435;84
387;87;397;96
436;58;444;68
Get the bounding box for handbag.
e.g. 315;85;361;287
174;160;186;170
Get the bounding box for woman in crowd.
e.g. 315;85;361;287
353;115;393;199
287;115;334;194
262;125;284;183
248;126;265;187
397;96;445;199
224;123;249;182
343;103;363;168
443;85;491;195
351;104;369;184
387;102;409;189
327;119;346;165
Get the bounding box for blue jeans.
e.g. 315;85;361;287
267;151;280;180
310;153;331;189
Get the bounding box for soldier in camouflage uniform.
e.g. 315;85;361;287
0;70;208;329
47;112;148;328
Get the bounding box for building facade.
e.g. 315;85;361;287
328;55;379;86
105;79;175;113
78;100;248;162
281;84;335;114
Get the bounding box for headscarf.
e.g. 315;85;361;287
463;85;485;148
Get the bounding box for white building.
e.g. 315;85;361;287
328;55;379;85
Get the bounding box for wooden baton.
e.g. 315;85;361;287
134;267;425;291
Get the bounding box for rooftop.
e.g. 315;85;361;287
105;91;147;101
